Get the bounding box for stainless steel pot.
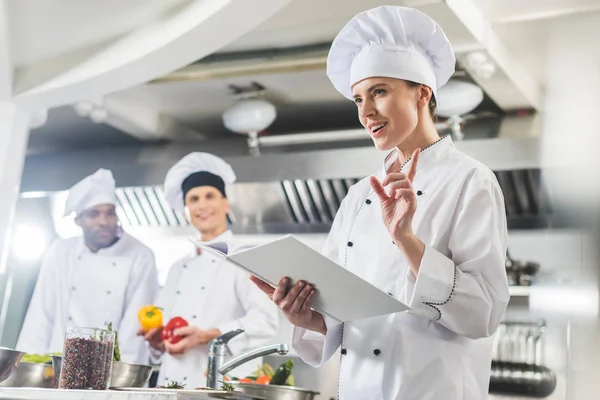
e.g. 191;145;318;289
232;383;319;400
0;362;57;388
0;348;24;383
109;361;153;388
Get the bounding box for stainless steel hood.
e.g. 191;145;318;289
111;167;551;235
23;114;553;232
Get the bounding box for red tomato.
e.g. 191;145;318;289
161;316;189;344
255;376;271;385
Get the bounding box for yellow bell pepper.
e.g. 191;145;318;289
138;305;163;332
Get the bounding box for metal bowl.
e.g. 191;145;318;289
51;357;151;388
0;347;24;383
232;383;319;400
109;361;153;388
50;355;62;380
0;362;57;388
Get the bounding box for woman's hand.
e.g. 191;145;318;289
370;148;420;240
371;148;426;275
137;327;164;352
163;326;221;356
250;276;327;335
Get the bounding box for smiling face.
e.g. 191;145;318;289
352;77;433;151
184;186;229;235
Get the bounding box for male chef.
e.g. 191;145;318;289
17;169;159;364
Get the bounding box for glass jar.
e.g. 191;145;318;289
58;327;115;390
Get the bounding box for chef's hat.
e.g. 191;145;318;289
327;5;455;100
163;152;236;211
64;169;116;216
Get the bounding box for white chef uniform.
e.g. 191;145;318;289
17;169;160;364
291;6;510;400
153;153;279;389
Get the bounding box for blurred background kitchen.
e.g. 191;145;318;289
0;1;599;399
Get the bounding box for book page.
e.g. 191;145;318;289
189;240;258;257
228;235;410;322
188;240;229;258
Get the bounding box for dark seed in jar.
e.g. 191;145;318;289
59;337;112;390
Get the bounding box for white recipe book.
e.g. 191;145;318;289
190;234;409;322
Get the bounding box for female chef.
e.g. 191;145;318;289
251;6;510;399
142;152;279;388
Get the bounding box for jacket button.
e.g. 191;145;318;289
365;199;371;205
341;349;347;355
373;349;381;356
347;241;353;247
417;190;423;196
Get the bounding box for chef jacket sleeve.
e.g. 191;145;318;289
216;269;280;357
16;241;61;354
290;188;351;367
118;247;160;364
407;170;510;339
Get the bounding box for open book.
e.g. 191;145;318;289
190;235;409;322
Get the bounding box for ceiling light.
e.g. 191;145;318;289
222;98;277;155
223;98;276;134
436;80;484;118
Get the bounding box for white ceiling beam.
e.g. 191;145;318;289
493;3;600;24
100;93;208;142
445;0;542;111
0;0;12;101
12;0;292;110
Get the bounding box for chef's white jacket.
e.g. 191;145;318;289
17;233;159;364
293;136;510;399
151;230;279;389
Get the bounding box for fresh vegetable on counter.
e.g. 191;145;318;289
161;316;189;344
138;305;163;332
21;352;61;364
159;380;186;389
270;359;294;385
107;322;121;361
236;361;294;386
253;363;275;378
255;375;271;385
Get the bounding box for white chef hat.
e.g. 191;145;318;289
64;169;116;216
327;5;455;100
163;152;237;211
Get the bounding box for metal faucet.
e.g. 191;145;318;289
206;329;289;389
